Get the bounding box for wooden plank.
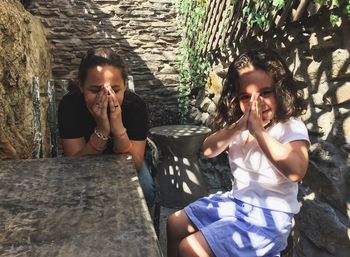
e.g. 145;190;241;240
205;0;227;53
219;0;236;49
202;0;221;53
196;0;215;54
202;0;217;36
201;0;220;53
306;1;322;17
228;0;248;47
212;0;233;52
212;0;233;50
292;0;311;21
275;0;296;27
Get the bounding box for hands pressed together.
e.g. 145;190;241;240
90;85;125;138
234;92;268;138
202;92;271;157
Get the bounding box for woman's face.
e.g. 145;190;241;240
80;65;126;113
238;66;277;126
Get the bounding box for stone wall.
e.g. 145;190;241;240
27;0;181;127
0;0;52;159
193;10;350;257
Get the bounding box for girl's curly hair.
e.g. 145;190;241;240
212;48;307;131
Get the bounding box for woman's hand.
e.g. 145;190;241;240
106;86;125;136
105;86;145;170
91;86;110;136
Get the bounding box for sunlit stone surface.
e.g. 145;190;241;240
0;155;162;257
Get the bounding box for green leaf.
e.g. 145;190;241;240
331;0;340;8
330;14;340;26
272;0;285;8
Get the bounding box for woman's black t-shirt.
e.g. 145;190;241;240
58;90;148;153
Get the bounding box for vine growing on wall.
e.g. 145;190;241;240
242;0;350;29
175;0;211;120
242;0;285;30
315;0;350;26
174;0;350;120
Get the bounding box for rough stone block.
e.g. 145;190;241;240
296;199;350;256
0;0;52;159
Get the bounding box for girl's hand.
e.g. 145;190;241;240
233;107;250;132
247;92;264;136
91;87;110;136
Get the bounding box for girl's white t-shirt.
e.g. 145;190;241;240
228;118;310;214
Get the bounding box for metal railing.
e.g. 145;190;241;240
32;77;70;158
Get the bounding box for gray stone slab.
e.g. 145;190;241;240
0;154;163;257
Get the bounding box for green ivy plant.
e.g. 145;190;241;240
175;0;211;120
315;0;350;26
242;0;350;29
242;0;285;30
175;0;350;119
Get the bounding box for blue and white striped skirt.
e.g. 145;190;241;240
184;192;293;257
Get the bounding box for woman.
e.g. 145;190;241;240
58;48;155;211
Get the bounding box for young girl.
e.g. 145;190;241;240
167;48;309;257
58;48;155;211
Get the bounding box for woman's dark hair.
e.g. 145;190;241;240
78;48;128;86
213;48;307;131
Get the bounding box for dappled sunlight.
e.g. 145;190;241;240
186;169;200;186
216;201;236;218
151;125;211;137
160;156;205;202
149;125;211;208
303;192;316;201
232;231;244;248
183;237;212;257
181;193;289;256
157;157;208;207
182;182;192;194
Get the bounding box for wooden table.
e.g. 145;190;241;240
0;155;163;257
149;125;211;208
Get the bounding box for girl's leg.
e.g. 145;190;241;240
178;231;215;257
167;209;198;257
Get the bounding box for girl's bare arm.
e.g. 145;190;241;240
202;113;248;158
249;95;309;182
254;131;309;182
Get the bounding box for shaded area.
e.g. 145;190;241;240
28;0;181;128
150;125;211;208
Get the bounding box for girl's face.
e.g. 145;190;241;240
80;65;126;112
238;66;276;126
